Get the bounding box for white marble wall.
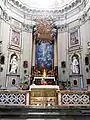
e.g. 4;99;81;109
21;29;33;82
0;20;10;86
80;19;90;88
57;30;68;82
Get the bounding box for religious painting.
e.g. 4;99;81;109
11;30;20;46
36;42;54;70
69;30;79;46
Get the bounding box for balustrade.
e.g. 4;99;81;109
0;90;90;107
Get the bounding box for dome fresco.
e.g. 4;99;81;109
19;0;73;9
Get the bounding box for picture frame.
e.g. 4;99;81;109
69;29;80;47
10;29;21;47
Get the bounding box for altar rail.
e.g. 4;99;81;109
58;90;90;106
0;90;90;107
0;90;29;106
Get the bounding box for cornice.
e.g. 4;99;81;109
6;0;88;21
0;1;90;32
58;24;68;33
8;0;82;12
22;23;33;32
0;8;33;31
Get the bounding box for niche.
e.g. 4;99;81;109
0;55;5;64
87;79;90;84
61;61;66;68
23;61;28;68
0;67;3;72
86;68;89;73
73;79;78;86
24;69;27;74
85;56;89;65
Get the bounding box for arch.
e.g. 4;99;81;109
70;52;81;61
9;52;19;60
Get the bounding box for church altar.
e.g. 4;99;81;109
33;77;55;81
30;77;59;106
30;85;59;89
33;77;56;85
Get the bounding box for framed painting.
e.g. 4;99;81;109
36;41;54;70
11;29;21;46
69;29;80;47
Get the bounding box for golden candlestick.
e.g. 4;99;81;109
43;69;46;78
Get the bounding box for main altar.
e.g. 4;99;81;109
33;77;56;85
30;84;59;107
29;19;59;107
30;76;59;107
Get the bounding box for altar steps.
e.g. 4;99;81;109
0;106;90;119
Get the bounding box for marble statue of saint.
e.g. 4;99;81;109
10;55;18;73
71;56;79;74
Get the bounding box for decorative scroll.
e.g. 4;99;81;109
0;93;26;105
62;93;89;106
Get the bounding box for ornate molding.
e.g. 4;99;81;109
2;10;11;22
0;9;33;32
78;11;88;23
7;0;88;21
58;24;68;32
8;0;82;13
22;23;33;32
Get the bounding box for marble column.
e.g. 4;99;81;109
54;38;58;67
32;38;36;66
58;91;62;106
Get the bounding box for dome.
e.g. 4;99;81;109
19;0;73;9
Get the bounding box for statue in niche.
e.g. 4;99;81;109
9;54;18;74
71;55;79;74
